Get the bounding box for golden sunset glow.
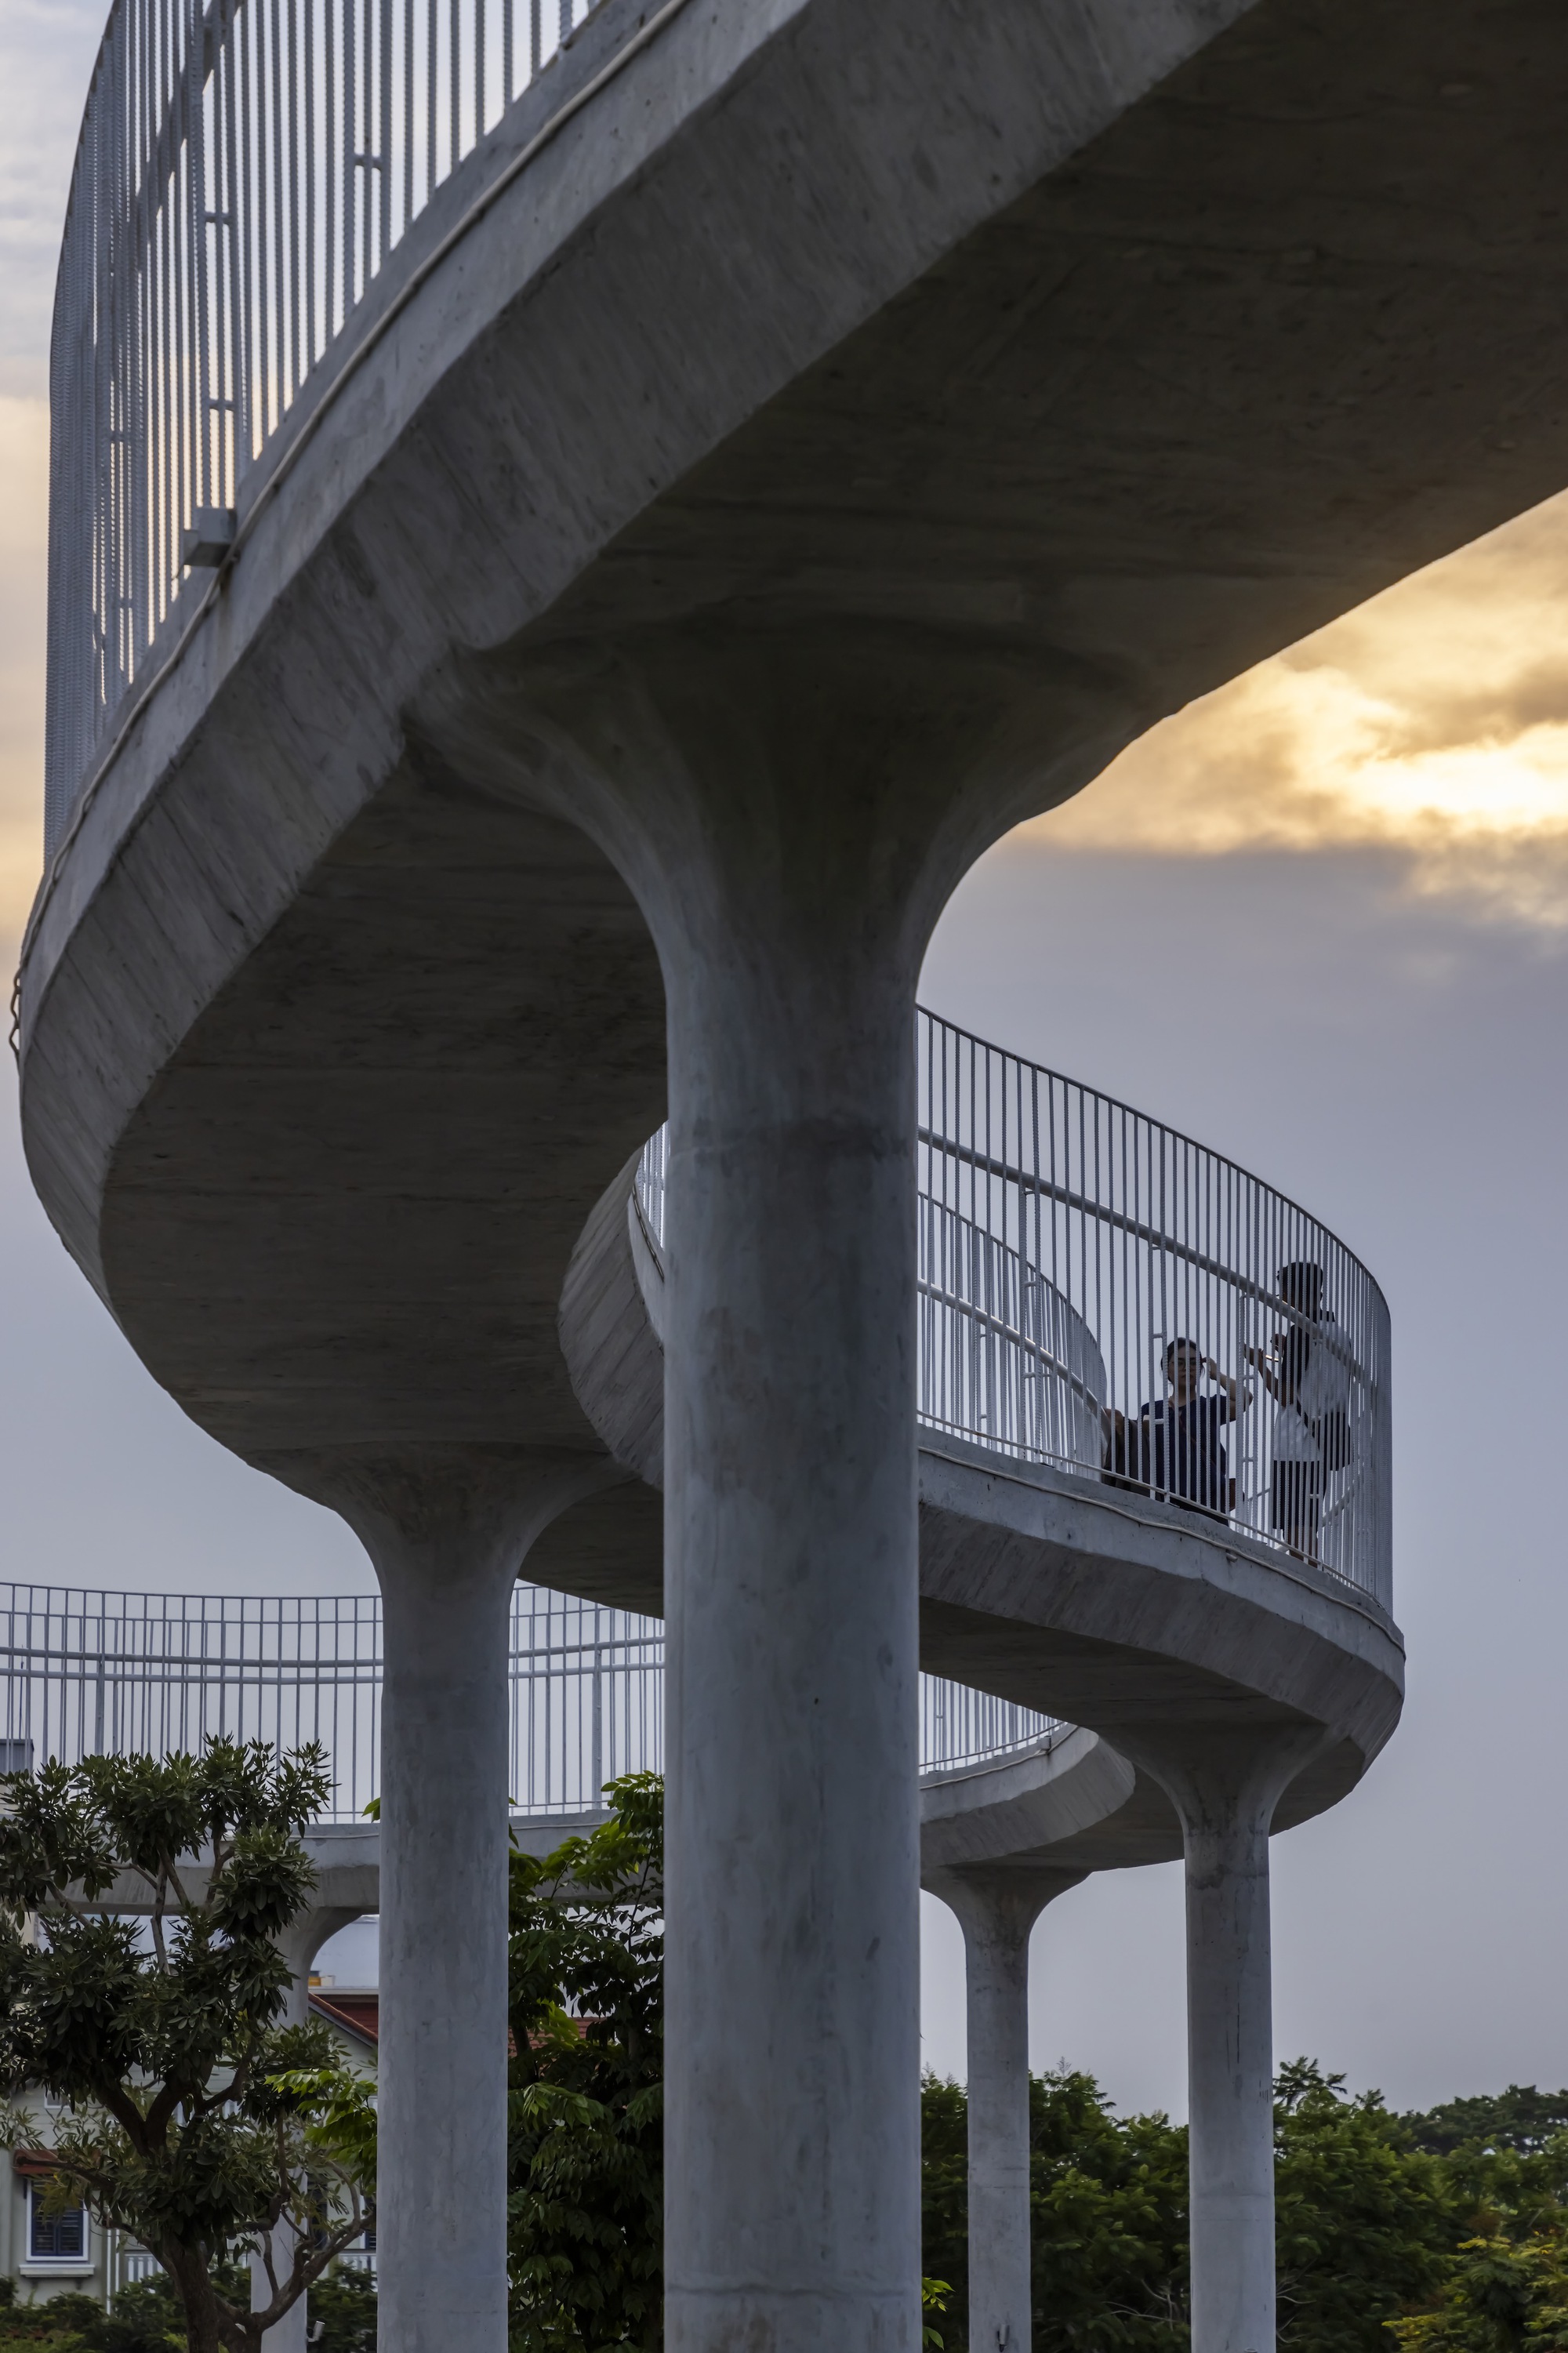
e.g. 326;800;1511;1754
0;396;49;942
7;403;1568;937
1034;489;1568;926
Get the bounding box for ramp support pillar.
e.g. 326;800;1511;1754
927;1863;1084;2353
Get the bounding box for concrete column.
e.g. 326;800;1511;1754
303;1447;619;2353
661;942;923;2353
1184;1789;1275;2353
249;1907;361;2351
927;1865;1083;2353
1134;1732;1325;2353
485;627;1069;2353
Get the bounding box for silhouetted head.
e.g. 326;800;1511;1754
1276;1262;1324;1320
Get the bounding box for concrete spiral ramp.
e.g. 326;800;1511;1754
31;0;1548;2333
560;1142;1404;1856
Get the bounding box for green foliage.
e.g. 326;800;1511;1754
0;2289;106;2351
0;2269;249;2353
920;2066;1189;2351
87;2271;193;2352
920;2074;970;2323
1381;2082;1568;2344
92;2266;251;2353
0;2263;368;2353
920;2058;1525;2353
1028;2068;1188;2352
1273;2060;1455;2351
264;2068;377;2199
1402;2093;1568;2162
0;1741;373;2353
1386;2230;1568;2351
303;2266;377;2353
921;2277;953;2350
507;1772;663;2353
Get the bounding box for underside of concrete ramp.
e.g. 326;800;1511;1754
17;0;1508;1868
85;1767;1163;1913
22;0;1568;1534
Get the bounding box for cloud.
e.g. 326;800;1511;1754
0;3;107;398
9;1;1568;948
0;1;103;950
0;395;47;946
1032;489;1568;930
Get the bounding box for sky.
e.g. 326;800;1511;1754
4;1;1568;2108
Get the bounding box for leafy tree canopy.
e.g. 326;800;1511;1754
921;2058;1503;2353
1274;2060;1455;2350
0;1742;375;2353
1402;2090;1568;2162
0;2262;371;2353
507;1773;663;2353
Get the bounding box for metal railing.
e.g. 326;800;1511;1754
637;1008;1393;1610
0;1581;1057;1819
45;0;622;847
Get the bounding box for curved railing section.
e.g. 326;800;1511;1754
45;0;620;847
638;1008;1393;1610
0;1581;1059;1822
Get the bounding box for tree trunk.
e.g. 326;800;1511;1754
164;2242;227;2353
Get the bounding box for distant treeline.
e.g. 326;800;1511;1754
922;2065;1568;2351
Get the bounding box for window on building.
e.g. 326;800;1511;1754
27;2177;87;2263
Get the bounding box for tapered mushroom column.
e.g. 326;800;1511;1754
927;1865;1084;2353
299;1447;622;2353
1129;1730;1325;2353
455;617;1120;2353
659;928;923;2351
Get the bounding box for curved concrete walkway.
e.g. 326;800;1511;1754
562;1146;1403;1842
560;1126;1403;2353
27;0;1533;2337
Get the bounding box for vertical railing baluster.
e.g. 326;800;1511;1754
379;0;393;262
449;0;460;179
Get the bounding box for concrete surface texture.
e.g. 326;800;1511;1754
34;0;1565;2338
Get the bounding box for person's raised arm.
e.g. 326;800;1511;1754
1241;1341;1286;1404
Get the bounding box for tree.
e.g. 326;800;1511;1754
1381;2088;1568;2349
0;1742;376;2353
1273;2059;1455;2351
920;2058;1468;2352
507;1772;663;2352
920;2074;970;2324
1029;2068;1188;2351
920;2067;1189;2351
1386;2230;1568;2351
1403;2093;1568;2163
0;2282;111;2351
299;2267;377;2353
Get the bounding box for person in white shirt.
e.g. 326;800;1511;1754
1243;1261;1352;1560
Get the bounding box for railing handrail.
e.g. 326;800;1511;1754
919;1125;1379;1345
639;1006;1393;1611
0;1578;1059;1807
45;0;664;852
920;1008;1383;1302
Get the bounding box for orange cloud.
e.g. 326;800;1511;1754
1029;488;1568;928
0;395;47;950
8;401;1568;952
